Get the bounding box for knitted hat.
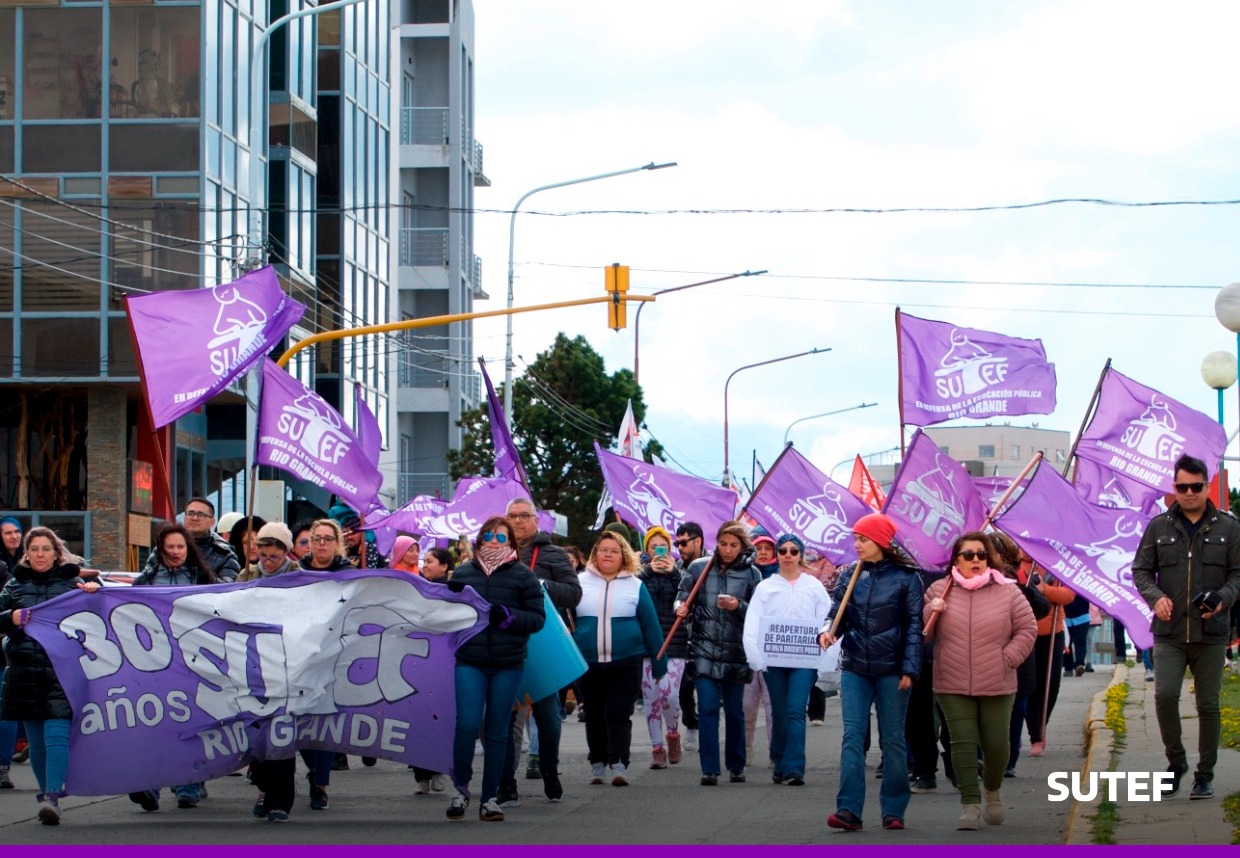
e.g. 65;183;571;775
0;516;20;531
852;513;897;550
775;533;805;555
752;534;777;550
329;503;360;529
391;535;418;566
216;511;243;535
643;526;673;553
255;522;293;551
603;522;631;539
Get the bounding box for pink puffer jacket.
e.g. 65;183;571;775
923;575;1037;697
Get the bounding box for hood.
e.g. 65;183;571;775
14;561;81;583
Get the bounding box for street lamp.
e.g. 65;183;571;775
633;270;766;384
1201;351;1237;424
829;446;900;482
503;161;677;422
723;348;830;486
783;403;877;447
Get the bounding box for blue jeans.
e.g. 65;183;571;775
696;676;746;776
24;718;70;796
502;691;560;788
838;672;911;821
452;663;524;803
1141;648;1154;670
764;667;815;778
0;670;17;767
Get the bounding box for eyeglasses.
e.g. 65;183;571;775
482;532;508;544
258;553;286;563
675;537;699;547
509;512;535;521
777;547;801;556
956;550;985;562
184;510;212;520
311;535;338;544
1174;481;1206;494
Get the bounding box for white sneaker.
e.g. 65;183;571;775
611;763;629;786
685;729;699;752
590;763;607;785
415;779;431;795
474;739;485;756
1145;668;1155;682
431;774;448;792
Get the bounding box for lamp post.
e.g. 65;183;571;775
783;403;877;447
1213;283;1240;475
633;270;766;384
830;446;900;482
503;161;677;422
1201;351;1237;425
723;348;830;486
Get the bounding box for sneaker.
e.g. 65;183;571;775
772;771;785;784
701;774;718;786
1004;767;1017;779
479;798;504;822
332;754;349;771
252;793;265;818
1074;665;1086;677
590;763;607;785
474;739;485;756
1163;766;1187;798
650;747;668;769
957;803;981;830
564;698;577;715
310;784;328;810
784;774;805;786
129;790;160;812
266;809;289;823
666;731;683;765
577;708;587;722
810;719;824;726
882;815;905;830
446;791;469;820
910;777;936;793
12;739;28;764
0;766;12;789
1145;668;1155;682
544;772;563;802
177;795;199;809
415;779;431;795
684;729;699;752
526;755;542;780
983;789;1005;824
1189;773;1213;800
37;794;60;826
827;809;863;831
611;763;629;786
1084;664;1094;673
496;786;520;807
431;774;449;792
1028;741;1045;757
362;756;377;767
875;761;884;778
729;769;746;783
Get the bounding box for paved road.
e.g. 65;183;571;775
0;669;1109;843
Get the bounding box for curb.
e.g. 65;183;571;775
1062;663;1128;844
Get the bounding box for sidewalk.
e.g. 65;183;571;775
1066;663;1239;845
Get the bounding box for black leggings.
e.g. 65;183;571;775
1026;631;1064;743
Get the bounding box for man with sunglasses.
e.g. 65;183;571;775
1133;454;1240;801
675;522;706;752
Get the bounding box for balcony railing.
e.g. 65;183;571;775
398;227;448;267
400;107;449;145
398;348;451;389
473;140;483;174
472;254;482;288
397;472;451;505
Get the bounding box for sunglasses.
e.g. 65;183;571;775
675;538;698;547
956;550;985;562
482;532;508;544
777;547;801;556
1174;482;1206;494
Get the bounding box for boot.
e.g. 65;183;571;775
37;793;61;826
957;803;981;830
0;766;12;789
983;790;1005;825
650;747;668;769
666;732;682;765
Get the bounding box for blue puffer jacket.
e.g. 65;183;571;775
824;558;923;679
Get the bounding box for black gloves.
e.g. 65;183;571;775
488;605;514;630
447;579;467;593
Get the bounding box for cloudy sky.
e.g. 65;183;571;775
467;0;1240;489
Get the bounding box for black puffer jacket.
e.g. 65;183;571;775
142;530;240;583
0;562;89;721
1014;576;1051;696
134;561;214;587
641;560;688;660
825;558;924;679
300;555;357;572
520;532;582;613
676;552;762;684
453;558;546;669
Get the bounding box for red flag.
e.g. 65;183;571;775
849;455;887;511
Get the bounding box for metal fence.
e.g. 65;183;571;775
399;107;449;145
398;228;449;267
397;472;451;504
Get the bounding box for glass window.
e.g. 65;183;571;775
237;24;249;140
18;200;100;311
22;317;100;376
302;169;313;269
24;124;100;172
110;124;199;172
205;0;219;125
107;315;138;377
320;9;340;46
0;318;11;376
110;8;200;120
206;127;220;180
0;216;12;311
108;202;200;294
63;177;100;194
979;445;995;459
0;126;12;173
0;10;14;119
23;9;103;119
221;2;235;133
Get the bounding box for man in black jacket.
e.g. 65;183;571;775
1133;454;1240;800
141;499;240;583
498;498;582;805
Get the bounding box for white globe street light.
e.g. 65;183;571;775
1201;350;1236;424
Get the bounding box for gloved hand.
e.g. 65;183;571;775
447;579;467;593
488;605;514;630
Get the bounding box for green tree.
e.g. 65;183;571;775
446;333;662;548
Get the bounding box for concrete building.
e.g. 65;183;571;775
871;423;1072;484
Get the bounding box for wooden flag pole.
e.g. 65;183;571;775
826;558;864;639
657;556;715;660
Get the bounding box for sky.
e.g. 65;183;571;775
467;0;1240;491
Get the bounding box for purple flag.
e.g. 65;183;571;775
479;358;529;488
995;462;1155;650
972;475;1031;519
595;444;738;551
882;430;989;570
745;446;872;564
361;477;555;556
899;311;1056;427
1076;367;1226;495
354;385;386;516
1073;457;1165;518
23;569;490;795
126;267;305;428
257;359;383;514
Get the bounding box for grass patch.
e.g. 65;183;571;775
1089;682;1131;844
1221;665;1240;750
1090;801;1122;845
1223;791;1240;846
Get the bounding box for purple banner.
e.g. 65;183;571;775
257;359;383;513
127;267;305;428
899;311;1056;427
23;570;489;796
354;385;386;516
595;444;738;551
479;358;529;488
995;462;1155;650
746;446;872;564
1076;367;1226;495
1073;457;1165;518
972;475;1031;519
882;430;988;570
362;477;554;556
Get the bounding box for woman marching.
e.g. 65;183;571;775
742;534;830;786
0;527;101;824
574;530;667;786
924;532;1037;830
637;526;688;769
819;513;922;833
674;520;763;786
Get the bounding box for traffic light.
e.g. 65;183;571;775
605;263;629;330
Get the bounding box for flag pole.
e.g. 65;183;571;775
895;307;907;458
123;297;176;525
738;441;796;519
1062;359;1112;478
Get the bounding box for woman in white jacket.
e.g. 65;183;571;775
742;534;831;786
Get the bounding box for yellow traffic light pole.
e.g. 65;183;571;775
276;290;653;368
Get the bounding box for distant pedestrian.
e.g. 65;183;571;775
674;522;707;752
638;526;688;769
